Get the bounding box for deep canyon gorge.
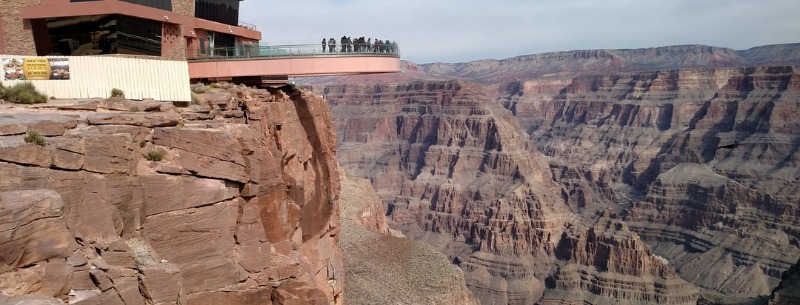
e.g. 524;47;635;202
313;43;800;305
1;43;799;305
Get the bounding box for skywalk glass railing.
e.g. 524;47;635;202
186;42;400;60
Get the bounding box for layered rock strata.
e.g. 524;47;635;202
541;211;698;305
325;80;700;305
0;85;343;305
506;65;800;301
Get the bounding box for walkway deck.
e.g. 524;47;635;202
187;44;401;81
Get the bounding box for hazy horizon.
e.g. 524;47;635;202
240;0;799;64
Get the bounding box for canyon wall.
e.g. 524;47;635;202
312;43;800;304
0;85;342;305
500;65;800;303
324;80;699;305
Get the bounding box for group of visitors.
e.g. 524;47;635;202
322;36;397;54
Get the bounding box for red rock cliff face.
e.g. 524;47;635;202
0;86;342;305
507;65;800;302
325;80;698;305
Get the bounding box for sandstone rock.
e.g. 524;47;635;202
83;134;135;174
143;200;245;294
0;113;79;136
86;113;181;127
141;175;238;216
152;127;248;182
138;263;185;305
0;144;52;167
0;85;343;305
0;295;65;305
100;99;162;112
0;190;77;273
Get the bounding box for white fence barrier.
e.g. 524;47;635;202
1;55;191;102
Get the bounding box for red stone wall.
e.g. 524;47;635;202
171;0;195;17
2;0;46;56
161;22;187;60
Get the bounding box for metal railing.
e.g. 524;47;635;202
238;21;257;30
186;42;400;61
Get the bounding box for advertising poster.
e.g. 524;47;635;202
3;58;25;80
49;58;70;80
3;57;70;80
23;58;51;80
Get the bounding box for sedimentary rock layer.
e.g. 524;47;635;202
0;85;342;305
325;80;701;305
506;65;800;301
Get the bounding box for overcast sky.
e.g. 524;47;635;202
239;0;799;64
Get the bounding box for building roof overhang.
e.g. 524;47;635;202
21;0;261;40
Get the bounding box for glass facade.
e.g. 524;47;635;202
120;0;172;11
117;15;163;56
195;0;239;26
45;15;161;57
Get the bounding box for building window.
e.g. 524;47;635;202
195;0;239;26
44;15;163;56
117;16;163;56
120;0;172;11
45;15;118;56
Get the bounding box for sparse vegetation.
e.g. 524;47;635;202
190;83;208;94
191;92;200;104
110;88;125;98
130;106;140;112
139;140;147;148
209;81;234;90
146;150;163;161
126;238;158;266
1;82;47;104
24;130;46;146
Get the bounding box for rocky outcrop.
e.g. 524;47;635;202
768;257;800;305
339;174;479;305
0;85;343;305
541;211;698;305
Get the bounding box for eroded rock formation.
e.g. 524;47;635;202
310;43;800;304
518;66;800;303
0;85;342;305
324;80;700;305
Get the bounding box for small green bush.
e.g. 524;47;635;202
24;130;46;146
139;140;147;148
3;83;47;104
110;88;125;98
146;150;163;161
